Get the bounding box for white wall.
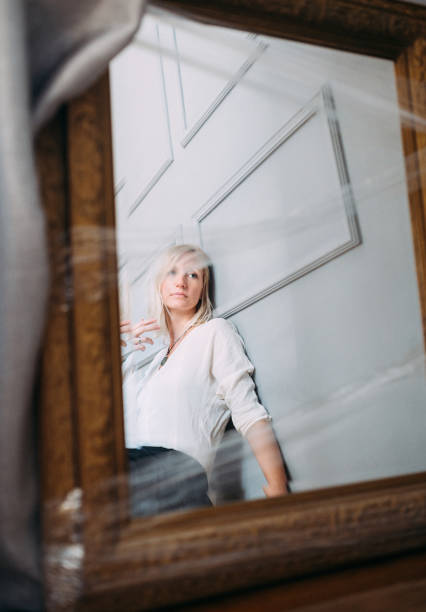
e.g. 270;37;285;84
110;12;426;501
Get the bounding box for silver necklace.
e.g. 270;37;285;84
160;324;193;367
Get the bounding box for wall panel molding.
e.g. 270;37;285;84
175;32;268;147
127;25;175;216
193;84;361;318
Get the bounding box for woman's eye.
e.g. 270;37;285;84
188;272;198;279
167;268;176;276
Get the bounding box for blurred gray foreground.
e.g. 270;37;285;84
0;2;145;609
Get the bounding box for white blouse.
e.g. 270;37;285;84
122;317;271;475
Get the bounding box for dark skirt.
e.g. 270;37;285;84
126;446;212;516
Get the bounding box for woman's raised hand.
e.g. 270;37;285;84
120;318;160;350
131;318;161;351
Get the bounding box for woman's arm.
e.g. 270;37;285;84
210;319;288;497
246;419;289;497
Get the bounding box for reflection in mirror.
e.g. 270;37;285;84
110;9;426;516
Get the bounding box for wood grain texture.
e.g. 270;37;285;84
36;2;426;611
79;473;426;611
37;76;128;610
174;551;426;611
396;37;426;347
67;72;128;556
151;0;426;59
36;110;83;611
37;110;77;505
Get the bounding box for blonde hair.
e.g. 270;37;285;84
146;244;213;339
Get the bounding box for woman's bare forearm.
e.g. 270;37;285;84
246;419;288;497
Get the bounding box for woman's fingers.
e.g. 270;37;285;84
133;336;153;346
121;318;160;352
133;317;157;326
120;321;131;346
120;320;132;334
133;317;158;328
132;318;160;335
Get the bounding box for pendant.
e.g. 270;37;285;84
160;354;168;367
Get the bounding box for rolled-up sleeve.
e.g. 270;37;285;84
211;320;271;436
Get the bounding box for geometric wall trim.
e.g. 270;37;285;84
175;32;268;147
130;226;182;287
128;25;174;216
193;84;361;318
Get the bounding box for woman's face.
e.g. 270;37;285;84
160;254;204;317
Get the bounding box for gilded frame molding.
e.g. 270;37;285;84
37;1;426;610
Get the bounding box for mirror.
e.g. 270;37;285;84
109;8;426;515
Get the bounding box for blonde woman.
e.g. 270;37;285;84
121;244;288;514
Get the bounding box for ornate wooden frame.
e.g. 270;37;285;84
36;1;426;610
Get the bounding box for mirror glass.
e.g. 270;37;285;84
109;8;426;515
